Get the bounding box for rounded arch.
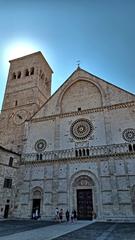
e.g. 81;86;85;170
69;170;102;220
72;175;95;187
69;170;99;190
32;186;43;199
57;78;105;113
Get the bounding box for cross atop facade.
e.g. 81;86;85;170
77;60;80;68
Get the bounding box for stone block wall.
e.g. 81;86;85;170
15;153;135;221
0;147;20;218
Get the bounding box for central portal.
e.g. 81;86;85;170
77;189;93;220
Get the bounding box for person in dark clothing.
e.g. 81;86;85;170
65;210;70;222
73;209;77;221
59;209;63;222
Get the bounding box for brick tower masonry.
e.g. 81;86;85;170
0;52;53;153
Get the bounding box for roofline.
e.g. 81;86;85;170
9;51;53;73
30;68;78;119
9;51;41;62
30;67;135;120
0;145;21;156
80;68;135;97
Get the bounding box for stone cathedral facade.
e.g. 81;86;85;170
0;51;135;221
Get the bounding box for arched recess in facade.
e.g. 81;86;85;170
57;77;106;113
31;186;43;217
69;170;102;219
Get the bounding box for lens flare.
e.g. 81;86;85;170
5;40;39;61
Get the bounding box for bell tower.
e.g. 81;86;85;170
0;51;53;152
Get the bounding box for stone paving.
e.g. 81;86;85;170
0;220;91;240
54;222;135;240
0;220;135;240
0;220;56;237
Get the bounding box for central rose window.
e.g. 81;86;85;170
70;119;93;140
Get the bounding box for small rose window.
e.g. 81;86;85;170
35;139;47;152
122;128;135;142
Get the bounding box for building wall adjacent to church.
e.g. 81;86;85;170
0;147;20;219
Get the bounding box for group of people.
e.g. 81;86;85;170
55;208;77;223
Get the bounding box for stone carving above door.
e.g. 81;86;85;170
73;175;94;187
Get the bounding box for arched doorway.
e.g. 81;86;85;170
70;171;101;220
73;175;94;220
32;187;42;218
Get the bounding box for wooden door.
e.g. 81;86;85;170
77;189;93;220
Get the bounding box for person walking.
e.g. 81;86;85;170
35;208;39;220
73;209;77;221
59;208;63;222
71;211;74;223
55;207;59;222
65;209;70;222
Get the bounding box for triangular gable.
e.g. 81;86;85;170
31;68;135;120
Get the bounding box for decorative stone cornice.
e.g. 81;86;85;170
21;152;135;166
0;162;19;169
0;145;21;155
31;101;135;123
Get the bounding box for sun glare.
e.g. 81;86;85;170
2;39;39;73
5;41;38;61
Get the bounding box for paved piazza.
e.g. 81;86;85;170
0;220;56;237
0;221;135;240
54;222;135;240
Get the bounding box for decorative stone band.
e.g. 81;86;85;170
32;101;135;123
21;142;135;163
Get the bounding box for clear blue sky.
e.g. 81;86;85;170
0;0;135;109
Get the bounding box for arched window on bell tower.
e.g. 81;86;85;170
17;71;21;78
25;69;29;77
30;67;34;75
12;72;16;79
